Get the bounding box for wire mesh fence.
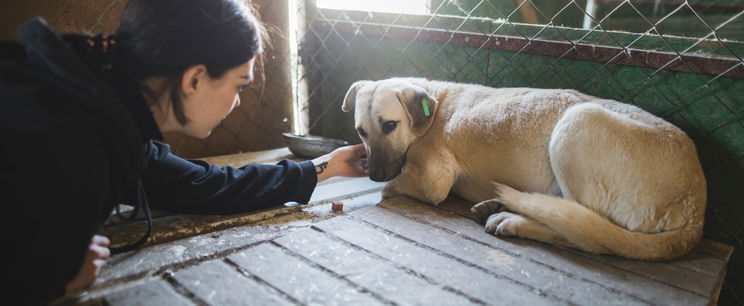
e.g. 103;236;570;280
290;0;744;303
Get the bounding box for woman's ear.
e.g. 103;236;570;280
181;64;208;96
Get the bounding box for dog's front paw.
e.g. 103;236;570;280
471;199;506;224
485;212;526;237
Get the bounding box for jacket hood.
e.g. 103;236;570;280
15;17;152;208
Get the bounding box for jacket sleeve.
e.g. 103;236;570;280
140;141;318;214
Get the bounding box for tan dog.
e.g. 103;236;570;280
342;77;706;260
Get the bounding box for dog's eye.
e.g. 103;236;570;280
382;121;397;134
357;127;368;138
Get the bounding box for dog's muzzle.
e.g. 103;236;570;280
369;171;387;182
368;159;403;182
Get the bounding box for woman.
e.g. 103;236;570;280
0;0;367;303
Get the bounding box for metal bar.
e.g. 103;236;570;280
314;19;744;79
598;0;744;13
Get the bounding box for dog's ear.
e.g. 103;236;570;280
342;80;371;112
395;85;438;137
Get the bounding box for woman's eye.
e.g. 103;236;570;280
382;121;397;134
238;84;250;92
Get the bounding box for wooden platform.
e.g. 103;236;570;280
55;148;733;306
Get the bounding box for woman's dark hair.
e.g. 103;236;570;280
113;0;266;125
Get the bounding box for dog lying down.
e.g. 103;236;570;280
342;77;706;260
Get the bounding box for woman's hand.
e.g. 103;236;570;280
65;235;110;294
312;144;368;182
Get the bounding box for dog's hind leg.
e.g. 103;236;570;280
548;102;704;234
487;212;579;248
472;199;578;248
489;103;704;259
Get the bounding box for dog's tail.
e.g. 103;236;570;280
494;183;703;260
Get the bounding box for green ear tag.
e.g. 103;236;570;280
422;99;431;117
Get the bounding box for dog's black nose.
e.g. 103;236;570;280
369;172;386;182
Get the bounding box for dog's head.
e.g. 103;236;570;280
342;78;438;182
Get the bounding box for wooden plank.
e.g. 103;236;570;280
303;190;381;217
316;175;347;186
309;177;385;203
437;195;728;297
690;239;735;261
584;253;718;297
314;216;562;305
227;242;388;305
201;147;295;167
350;204;652;305
104;204;173;227
102;205;303;251
275;227;482;305
96;223;285;286
379;197;708;305
172;259;294;306
91;193;383;300
103;279;194;306
666;246;730;277
104;182;382;252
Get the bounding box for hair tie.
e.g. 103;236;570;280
86;34;117;70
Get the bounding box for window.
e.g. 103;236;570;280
315;0;428;15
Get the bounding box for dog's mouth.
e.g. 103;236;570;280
369;157;406;182
370;172;399;182
369;170;391;182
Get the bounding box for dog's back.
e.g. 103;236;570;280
415;82;593;202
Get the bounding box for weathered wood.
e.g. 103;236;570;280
309;177;385;203
172;259;295;305
666;248;730;277
379;196;709;305
275;227;481;305
314;216;561;305
95;191;380;290
351;202;651;305
102;205;304;250
228;242;388;305
95;224;283;286
72;150;732;306
103;176;383;250
102;279;194;306
297;190;381;218
201;147;296;167
436;195;730;297
689;239;735;261
583;251;719;297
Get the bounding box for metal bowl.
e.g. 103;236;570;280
282;133;349;158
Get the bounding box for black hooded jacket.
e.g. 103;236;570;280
0;18;317;304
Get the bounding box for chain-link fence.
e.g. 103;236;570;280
290;0;744;304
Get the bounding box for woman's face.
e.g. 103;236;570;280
181;58;255;138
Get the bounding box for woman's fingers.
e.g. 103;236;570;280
90;243;111;260
65;237;110;294
353;143;366;155
91;235;111;259
320;144;368;178
92;235;110;247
